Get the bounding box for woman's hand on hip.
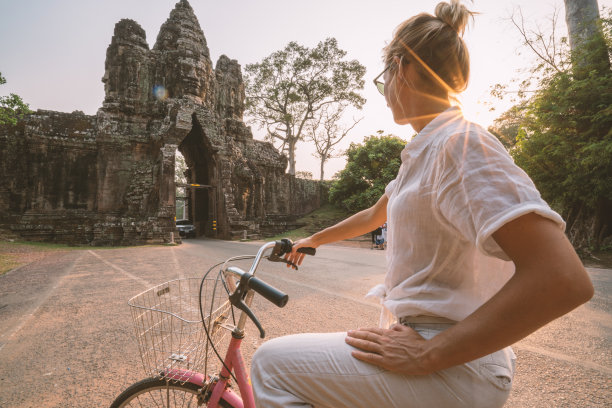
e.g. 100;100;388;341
345;324;433;375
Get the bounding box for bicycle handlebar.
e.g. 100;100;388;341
276;238;316;256
267;238;316;268
222;239;316;337
247;275;289;307
297;246;316;255
226;266;288;308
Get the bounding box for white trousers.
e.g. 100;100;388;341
251;324;515;408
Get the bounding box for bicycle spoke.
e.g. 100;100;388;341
115;383;200;407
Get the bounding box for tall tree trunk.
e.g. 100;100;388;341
594;197;612;251
319;153;327;181
288;138;296;175
564;0;609;72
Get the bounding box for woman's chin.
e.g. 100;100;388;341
393;116;411;126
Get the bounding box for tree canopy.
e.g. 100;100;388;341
244;38;366;175
329;133;405;213
307;103;362;181
489;10;611;250
0;72;32;126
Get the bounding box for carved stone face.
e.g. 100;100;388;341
179;58;203;96
150;1;214;103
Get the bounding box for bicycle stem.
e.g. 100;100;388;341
248;241;277;275
225;241;277;335
238;291;255;333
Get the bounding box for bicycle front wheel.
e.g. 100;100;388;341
109;377;232;408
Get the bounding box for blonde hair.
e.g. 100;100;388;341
383;0;476;95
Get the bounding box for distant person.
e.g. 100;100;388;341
381;222;387;249
371;226;383;249
252;1;593;407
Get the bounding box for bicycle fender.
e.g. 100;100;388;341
163;368;206;386
220;387;243;407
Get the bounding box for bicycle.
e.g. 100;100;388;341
109;239;315;408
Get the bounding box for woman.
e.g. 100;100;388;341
251;1;593;407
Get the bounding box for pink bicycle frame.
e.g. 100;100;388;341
168;241;281;407
207;334;255;408
166;334;254;408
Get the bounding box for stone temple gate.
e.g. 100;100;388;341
0;0;322;245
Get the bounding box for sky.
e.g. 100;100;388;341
1;0;610;179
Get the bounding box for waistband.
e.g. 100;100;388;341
399;315;457;325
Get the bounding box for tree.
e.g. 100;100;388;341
175;151;188;186
511;6;571;74
329;133;406;213
244;38;366;175
492;9;612;251
564;0;609;72
0;72;32;126
295;170;313;179
307;103;362;181
175;151;188;219
488;104;526;149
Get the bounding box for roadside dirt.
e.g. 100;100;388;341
0;241;64;275
584;251;612;269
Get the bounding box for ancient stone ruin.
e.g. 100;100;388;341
0;0;322;245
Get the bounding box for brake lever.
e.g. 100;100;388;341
233;297;266;338
266;255;298;270
228;277;266;338
267;238;299;269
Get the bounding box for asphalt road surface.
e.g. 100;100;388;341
0;238;610;407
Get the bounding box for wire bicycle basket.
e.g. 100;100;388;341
128;276;232;383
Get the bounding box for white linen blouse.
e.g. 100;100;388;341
369;107;565;323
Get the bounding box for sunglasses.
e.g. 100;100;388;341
373;64;391;95
373;57;406;96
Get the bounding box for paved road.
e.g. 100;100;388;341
0;238;610;407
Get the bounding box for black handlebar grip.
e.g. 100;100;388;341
247;276;289;308
297;247;316;256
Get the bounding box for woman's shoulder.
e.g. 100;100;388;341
428;116;516;177
437;117;508;159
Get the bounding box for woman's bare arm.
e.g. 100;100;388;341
285;194;388;267
345;212;594;374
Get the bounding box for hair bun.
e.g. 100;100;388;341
435;0;475;36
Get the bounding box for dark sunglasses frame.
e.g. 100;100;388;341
373;64;391;95
373;56;407;96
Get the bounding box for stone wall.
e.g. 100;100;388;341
0;0;322;245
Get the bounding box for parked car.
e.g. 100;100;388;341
176;219;196;238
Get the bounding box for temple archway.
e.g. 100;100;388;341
177;114;217;238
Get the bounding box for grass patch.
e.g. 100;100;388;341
0;254;22;275
267;226;311;242
2;241;79;251
267;204;350;241
0;241;77;275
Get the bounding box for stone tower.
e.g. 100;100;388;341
0;0;322;245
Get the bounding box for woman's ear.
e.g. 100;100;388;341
394;56;415;91
392;56;406;88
